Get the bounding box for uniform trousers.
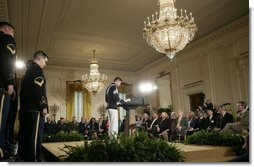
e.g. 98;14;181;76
18;111;45;161
5;94;18;149
108;109;118;139
0;89;11;158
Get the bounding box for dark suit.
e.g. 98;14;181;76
158;118;170;133
149;118;161;136
197;117;208;130
221;110;249;134
142;118;152;131
175;117;188;136
98;122;106;136
207;115;217;130
189;118;198;129
44;121;55;135
217;112;233;129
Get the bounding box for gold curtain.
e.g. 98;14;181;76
83;88;91;120
66;81;75;121
66;80;91;121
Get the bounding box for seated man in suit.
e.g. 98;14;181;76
175;110;188;142
196;111;209;131
147;112;161;138
186;111;198;135
142;112;151;131
206;109;218;131
215;105;233;131
221;101;248;134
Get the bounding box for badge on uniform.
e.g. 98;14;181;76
8;73;15;79
34;77;44;87
6;44;16;55
40;96;48;105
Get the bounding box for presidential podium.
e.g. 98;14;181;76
119;97;144;136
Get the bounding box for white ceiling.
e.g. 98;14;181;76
7;0;248;72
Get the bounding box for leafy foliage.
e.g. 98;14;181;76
43;132;84;143
63;131;185;162
184;130;245;154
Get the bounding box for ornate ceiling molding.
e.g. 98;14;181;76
180;15;249;55
45;65;135;76
0;0;9;21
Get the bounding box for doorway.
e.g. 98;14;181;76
189;92;205;111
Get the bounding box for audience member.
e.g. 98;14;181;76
221;101;249;134
204;99;214;111
215;105;233;131
142;113;151;131
157;112;170;141
97;118;106;137
56;117;69;133
186;111;198;135
197;111;208;131
147;112;160;138
175;110;188;142
69;116;79;132
44;116;55;135
206;109;217;131
169;112;177;141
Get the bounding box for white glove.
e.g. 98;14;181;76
125;99;131;102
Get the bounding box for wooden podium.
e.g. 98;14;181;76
119;97;144;136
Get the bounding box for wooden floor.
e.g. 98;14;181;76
42;141;237;162
174;143;236;162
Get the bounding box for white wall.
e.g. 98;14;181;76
136;16;249;113
44;16;249;119
44;66;135;121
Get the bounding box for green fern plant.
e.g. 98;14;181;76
63;131;185;162
184;130;245;154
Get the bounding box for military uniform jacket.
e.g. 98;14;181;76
0;31;16;89
105;83;124;109
20;61;48;112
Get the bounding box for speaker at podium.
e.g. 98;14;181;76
118;97;144;136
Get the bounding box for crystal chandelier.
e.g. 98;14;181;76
82;50;108;93
143;0;198;59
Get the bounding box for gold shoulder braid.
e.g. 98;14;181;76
6;44;16;55
34;77;44;87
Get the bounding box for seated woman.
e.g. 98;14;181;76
186;111;198;135
157;112;170;141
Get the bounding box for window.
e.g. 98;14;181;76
74;91;83;122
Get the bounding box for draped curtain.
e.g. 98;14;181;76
66;81;91;121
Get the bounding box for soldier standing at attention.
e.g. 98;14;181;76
105;77;128;139
18;51;48;161
0;21;16;160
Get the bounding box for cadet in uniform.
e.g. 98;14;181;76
18;51;48;161
105;77;126;139
0;21;16;159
